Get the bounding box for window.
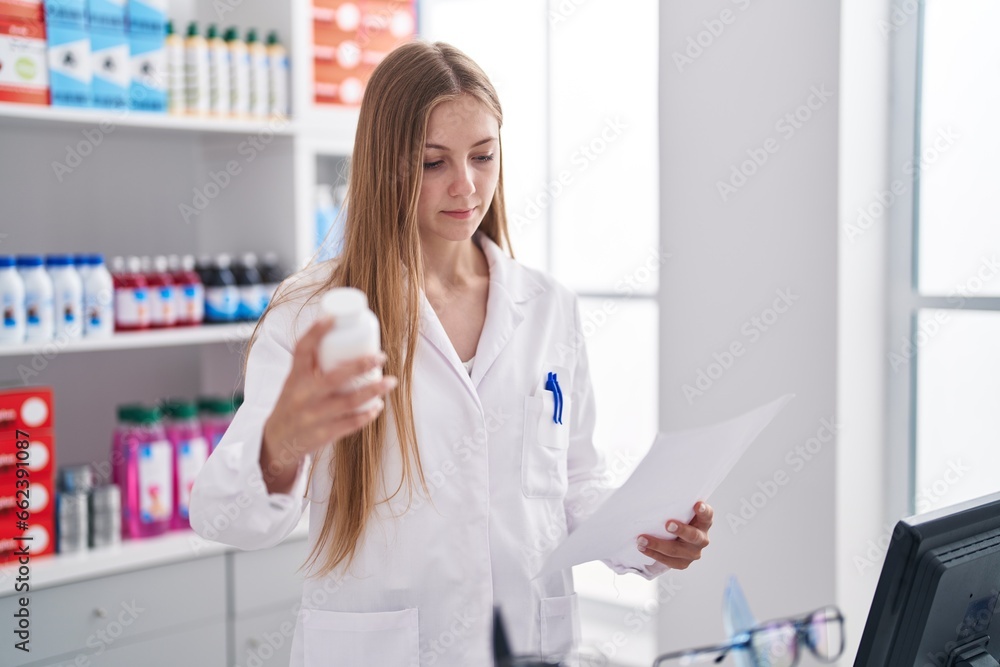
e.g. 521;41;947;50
890;0;1000;516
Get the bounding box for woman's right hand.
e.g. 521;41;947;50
259;317;397;493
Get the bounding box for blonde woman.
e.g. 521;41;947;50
190;41;713;667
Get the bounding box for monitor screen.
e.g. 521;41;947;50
855;491;1000;666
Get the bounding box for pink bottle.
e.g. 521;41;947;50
111;404;173;538
161;399;209;530
112;256;151;331
143;256;177;328
198;395;237;452
168;254;205;326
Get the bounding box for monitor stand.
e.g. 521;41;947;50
947;637;1000;667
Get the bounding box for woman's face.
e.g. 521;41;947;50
417;94;500;244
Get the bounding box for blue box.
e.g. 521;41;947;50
47;20;92;107
128;30;165;112
44;0;86;26
126;0;166;35
87;0;125;32
90;28;128;108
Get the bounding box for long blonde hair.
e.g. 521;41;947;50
245;41;513;578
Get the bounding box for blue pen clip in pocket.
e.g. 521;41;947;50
544;372;564;425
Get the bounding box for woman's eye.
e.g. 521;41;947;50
423;160;443;170
475;154;495;163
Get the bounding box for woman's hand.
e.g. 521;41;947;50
635;501;713;570
259;317;397;493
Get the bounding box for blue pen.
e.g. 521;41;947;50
545;372;564;425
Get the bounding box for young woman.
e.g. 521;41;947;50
190;41;713;667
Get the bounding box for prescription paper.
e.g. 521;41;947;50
537;394;795;578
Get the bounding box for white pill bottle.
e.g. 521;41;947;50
317;288;382;412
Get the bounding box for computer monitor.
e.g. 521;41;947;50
855;490;1000;667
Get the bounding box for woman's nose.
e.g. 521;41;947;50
449;164;476;197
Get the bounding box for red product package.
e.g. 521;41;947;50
0;387;54;433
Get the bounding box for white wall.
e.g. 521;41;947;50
657;0;853;657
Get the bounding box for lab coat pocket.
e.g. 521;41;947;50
302;607;419;667
522;392;570;499
540;593;581;661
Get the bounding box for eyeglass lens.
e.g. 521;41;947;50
749;622;797;667
804;607;844;661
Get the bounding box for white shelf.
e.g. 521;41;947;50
0;102;297;136
0;323;255;357
0;516;309;593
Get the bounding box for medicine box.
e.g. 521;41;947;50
0;16;48;105
44;0;85;26
128;28;164;111
46;19;92;107
88;0;125;32
126;0;166;35
0;0;42;21
91;28;128;108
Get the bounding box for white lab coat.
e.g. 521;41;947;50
189;232;665;667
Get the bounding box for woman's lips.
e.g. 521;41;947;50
442;207;475;220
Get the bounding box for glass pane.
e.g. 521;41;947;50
549;0;660;294
915;310;1000;513
917;0;1000;296
416;0;549;270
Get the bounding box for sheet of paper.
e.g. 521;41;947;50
536;394;795;578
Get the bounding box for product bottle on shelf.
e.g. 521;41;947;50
82;253;114;338
113;256;151;331
232;252;268;321
166;20;186;115
0;255;26;344
204;254;240;323
112;404;174;539
17;254;54;342
185;22;210;116
46;254;84;340
259;252;287;304
266;30;289;118
168;254;205;326
74;254;92;281
161;398;210;530
198;395;237;451
225;26;250;117
206;24;231;117
144;256;177;328
246;28;269;118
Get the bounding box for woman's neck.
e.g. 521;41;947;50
420;233;489;290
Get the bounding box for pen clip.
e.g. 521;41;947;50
545;372;564;425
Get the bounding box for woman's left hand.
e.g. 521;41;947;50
636;501;713;570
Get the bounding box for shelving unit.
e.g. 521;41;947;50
0;324;253;357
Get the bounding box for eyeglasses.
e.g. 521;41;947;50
652;605;845;667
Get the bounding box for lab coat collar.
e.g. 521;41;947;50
417;230;546;405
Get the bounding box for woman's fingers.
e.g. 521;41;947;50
322;376;397;417
290;317;335;378
316;353;388;395
691;501;714;532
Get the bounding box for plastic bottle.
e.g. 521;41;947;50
185;22;210;116
259;252;286;304
225;26;249;117
166;21;186;115
17;255;54;342
113;256;151;331
46;254;84;340
266;30;289;118
112;404;173;539
168;255;205;326
317;288;382;412
246;29;269;118
73;254;91;281
0;256;25;344
204;254;240;323
161;399;209;530
83;253;115;338
143;256;177;328
231;253;268;321
198;396;236;451
206;24;230;117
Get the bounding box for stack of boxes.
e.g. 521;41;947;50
0;0;48;105
0;387;56;564
0;0;166;109
312;0;415;106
